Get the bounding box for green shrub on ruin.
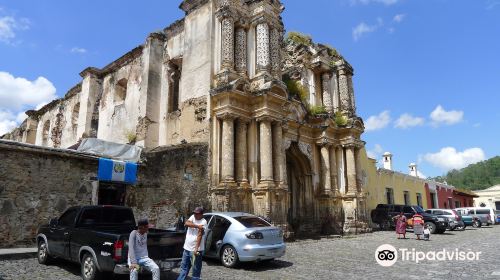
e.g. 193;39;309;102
285;31;312;46
334;111;348;126
309;105;328;116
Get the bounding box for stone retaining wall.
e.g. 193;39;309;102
0;140;209;247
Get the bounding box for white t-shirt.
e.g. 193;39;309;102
183;215;208;252
423;228;431;235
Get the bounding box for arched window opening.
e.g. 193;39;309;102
114;78;128;104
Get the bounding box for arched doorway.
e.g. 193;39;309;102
286;142;314;235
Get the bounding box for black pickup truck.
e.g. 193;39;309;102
371;204;449;234
36;205;185;280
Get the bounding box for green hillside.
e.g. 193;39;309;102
431;156;500;190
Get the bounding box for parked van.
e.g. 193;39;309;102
455;207;495;226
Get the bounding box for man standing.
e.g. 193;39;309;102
177;207;208;280
128;218;160;280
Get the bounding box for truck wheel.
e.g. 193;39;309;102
424;222;436;234
221;245;239;268
473;220;481;228
37;240;52;265
81;253;103;280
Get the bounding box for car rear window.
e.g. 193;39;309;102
79;207;135;225
476;209;491;215
234;216;271;228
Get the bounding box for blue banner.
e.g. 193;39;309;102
98;158;137;184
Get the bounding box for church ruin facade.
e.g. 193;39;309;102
2;0;369;236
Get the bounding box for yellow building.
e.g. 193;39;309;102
359;149;428;225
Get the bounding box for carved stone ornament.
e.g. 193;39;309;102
221;17;235;69
235;28;247;74
256;22;270;69
270;28;281;75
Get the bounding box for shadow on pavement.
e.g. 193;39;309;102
45;259;81;276
203;258;293;272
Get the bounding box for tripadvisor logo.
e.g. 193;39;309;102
375;244;482;267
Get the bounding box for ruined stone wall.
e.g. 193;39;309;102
129;142;210;229
34;90;82;149
0;140;209;247
0;141;96;247
97;56;143;144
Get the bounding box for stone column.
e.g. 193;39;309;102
345;145;357;195
322;72;333;113
221;16;235;71
235;27;247;75
235;119;249;184
329;146;339;194
270;28;281;78
320;143;332;195
354;147;362;192
256;22;270;73
221;114;236;182
336;146;346;194
272;121;284;184
337;65;353;114
259;118;273;182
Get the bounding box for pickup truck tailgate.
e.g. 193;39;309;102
146;230;185;259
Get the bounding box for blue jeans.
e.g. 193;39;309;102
177;249;203;280
130;257;160;280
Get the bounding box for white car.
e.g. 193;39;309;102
201;212;286;268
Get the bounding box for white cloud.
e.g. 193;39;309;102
423;147;485;171
367;144;384;159
353;18;383;41
351;0;399;5
0;71;57;111
0;71;56;135
0;109;17;135
365;110;391;131
394;113;425;129
393;14;406;23
71;47;87;54
430;105;464;126
0;13;30;44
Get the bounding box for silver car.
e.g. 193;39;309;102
202;212;286;268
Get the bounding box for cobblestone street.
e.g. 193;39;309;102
1;225;500;280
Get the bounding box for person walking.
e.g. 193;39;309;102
412;213;425;240
423;224;431;241
393;212;407;239
177;207;208;280
128;218;160;280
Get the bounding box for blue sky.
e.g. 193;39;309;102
0;0;499;178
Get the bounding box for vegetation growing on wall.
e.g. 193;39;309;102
334;111;348;126
309;105;328;116
284;77;309;105
125;130;137;144
285;31;312;46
